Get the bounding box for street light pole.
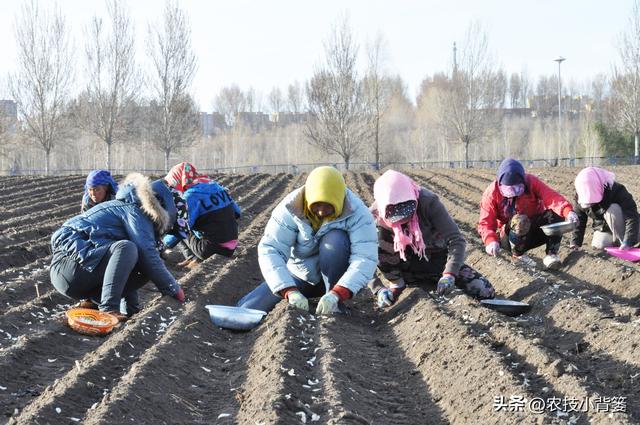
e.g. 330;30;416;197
554;56;565;164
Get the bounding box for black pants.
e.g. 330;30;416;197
50;240;148;314
177;235;236;261
499;210;563;256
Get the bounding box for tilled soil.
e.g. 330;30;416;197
0;167;639;424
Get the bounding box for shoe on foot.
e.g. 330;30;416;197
185;259;200;270
177;257;195;267
104;311;129;322
75;299;99;309
543;254;562;270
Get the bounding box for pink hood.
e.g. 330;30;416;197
373;170;425;261
575;167;615;205
373;170;421;214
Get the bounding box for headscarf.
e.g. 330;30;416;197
496;158;526;215
82;169;118;211
373;170;426;261
303;166;346;231
575;167;616;205
164;162;212;192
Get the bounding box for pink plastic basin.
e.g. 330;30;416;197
605;247;640;262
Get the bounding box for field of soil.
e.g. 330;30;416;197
0;166;639;424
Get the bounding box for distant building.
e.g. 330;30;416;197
236;112;271;133
0;100;18;134
0;100;17;119
270;112;308;126
199;112;227;137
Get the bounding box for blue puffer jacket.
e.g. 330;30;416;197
51;173;180;296
258;187;378;295
163;181;241;247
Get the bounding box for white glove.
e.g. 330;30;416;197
377;288;395;308
485;241;500;256
315;292;339;315
287;291;309;311
567;211;579;223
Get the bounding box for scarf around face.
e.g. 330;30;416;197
574;167;615;205
164;162;212;192
303;166;346;231
373;170;426;261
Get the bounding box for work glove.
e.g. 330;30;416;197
510;214;531;236
287;290;309;311
377;288;395;308
315;291;340;315
566;211;579;223
173;286;185;302
436;274;455;296
569;243;581;251
620;243;632;251
485;241;500;256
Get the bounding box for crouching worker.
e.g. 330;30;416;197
478;158;577;269
237;166;377;315
163;162;241;269
81;169;118;213
571;167;639;250
50;173;185;321
369;170;495;308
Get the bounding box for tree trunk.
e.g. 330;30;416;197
464;135;470;169
635;132;639;164
374;115;380;170
165;150;170;172
107;140;112;171
45;149;50;175
344;154;350;171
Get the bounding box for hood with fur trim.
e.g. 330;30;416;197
116;173;174;234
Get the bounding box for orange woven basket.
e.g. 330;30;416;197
66;308;119;336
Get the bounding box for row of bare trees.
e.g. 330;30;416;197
4;0;199;174
3;1;640;174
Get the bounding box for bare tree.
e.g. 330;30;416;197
146;0;199;171
305;17;370;169
363;33;391;169
9;1;74;174
519;69;531;108
268;86;283;114
509;73;521;108
214;84;246;126
287;81;303;113
434;22;503;167
612;0;640;160
80;0;138;170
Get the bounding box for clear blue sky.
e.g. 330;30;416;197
0;0;632;111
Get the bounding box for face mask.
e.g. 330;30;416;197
499;184;525;198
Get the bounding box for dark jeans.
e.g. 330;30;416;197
50;240;148;314
500;210;563;256
177;235;235;261
237;229;350;312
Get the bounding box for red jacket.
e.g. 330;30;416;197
478;174;573;245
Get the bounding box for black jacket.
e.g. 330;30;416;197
571;182;639;246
